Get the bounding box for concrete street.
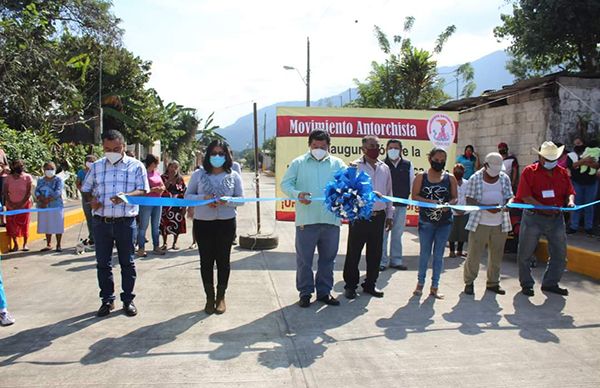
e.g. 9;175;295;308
1;172;599;387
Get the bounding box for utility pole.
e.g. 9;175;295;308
306;37;310;107
253;102;261;234
94;49;103;144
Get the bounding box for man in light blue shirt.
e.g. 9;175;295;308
281;129;346;308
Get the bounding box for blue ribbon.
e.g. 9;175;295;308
0;207;68;216
119;195;599;212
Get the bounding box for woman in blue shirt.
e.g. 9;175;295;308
35;162;65;252
456;144;481;180
185;140;244;315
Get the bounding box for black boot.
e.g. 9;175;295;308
215;287;226;314
204;286;215;315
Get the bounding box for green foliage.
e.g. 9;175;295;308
0;123;52;174
0;0;122;131
494;0;600;78
354;17;459;109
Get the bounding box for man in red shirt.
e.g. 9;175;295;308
515;141;575;297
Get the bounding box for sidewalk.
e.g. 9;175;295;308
1;172;599;387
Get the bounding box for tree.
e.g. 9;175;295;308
0;1;122;131
494;0;600;79
353;18;473;109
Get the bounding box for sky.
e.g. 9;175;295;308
112;0;512;127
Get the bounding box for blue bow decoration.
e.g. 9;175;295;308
324;166;375;222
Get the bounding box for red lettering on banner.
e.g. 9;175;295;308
276;115;458;142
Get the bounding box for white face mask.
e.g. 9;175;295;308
44;169;56;178
387;149;401;160
486;168;500;177
105;152;123;165
85;161;93;169
311;148;328;161
544;160;558;170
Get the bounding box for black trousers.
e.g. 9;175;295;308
343;212;386;290
194;218;236;291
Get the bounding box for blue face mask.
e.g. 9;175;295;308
210;155;226;168
544;160;558;170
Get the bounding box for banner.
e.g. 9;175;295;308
275;107;459;225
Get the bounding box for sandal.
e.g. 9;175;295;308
171;245;180;250
56;246;62;252
9;246;18;253
40;246;52;252
430;287;445;299
449;251;456;258
160;244;168;251
21;246;30;252
413;284;424;296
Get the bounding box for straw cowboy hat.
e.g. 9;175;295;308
533;141;565;161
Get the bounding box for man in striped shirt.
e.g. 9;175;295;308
82;130;149;317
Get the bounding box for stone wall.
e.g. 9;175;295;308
457;94;553;169
456;76;600;170
548;76;600;145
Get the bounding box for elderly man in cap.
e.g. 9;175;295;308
463;153;514;295
515;141;575;297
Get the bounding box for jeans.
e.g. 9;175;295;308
295;224;340;298
194;218;236;292
0;257;7;310
570;180;598;231
417;221;452;288
81;196;94;242
517;210;567;288
137;205;162;250
93;217;137;303
381;206;407;267
343;212;385;290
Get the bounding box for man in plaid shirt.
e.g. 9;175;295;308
82;130;149;317
463;153;513;296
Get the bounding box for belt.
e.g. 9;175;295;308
94;215;134;223
525;209;560;218
371;210;386;216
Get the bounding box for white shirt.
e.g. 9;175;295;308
479;179;503;226
452;178;468;216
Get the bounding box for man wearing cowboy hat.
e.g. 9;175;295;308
515;141;575;297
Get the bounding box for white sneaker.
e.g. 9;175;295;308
0;311;15;326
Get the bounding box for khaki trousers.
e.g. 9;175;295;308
463;224;508;287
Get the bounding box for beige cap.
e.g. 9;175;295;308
485;152;505;175
533;141;564;161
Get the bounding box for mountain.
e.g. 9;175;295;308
218;50;514;151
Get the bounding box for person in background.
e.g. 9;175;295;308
230;149;242;176
281;129;346;308
0;254;15;326
2;160;33;252
343;135;393;299
136;154;166;257
185;140;244;315
463;153;514;296
35;162;65;252
516;141;575;297
412;147;458;299
380;139;413;271
498;142;519;193
448;163;469;258
160;160;187;250
457;144;481;180
0;146;10;227
567;136;600;236
82;129;149;317
555;142;570;169
76;155;97;246
229;149;242;245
